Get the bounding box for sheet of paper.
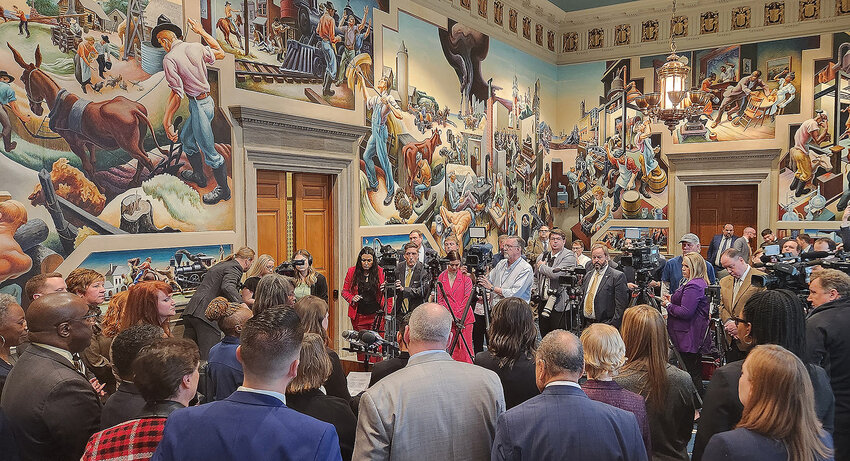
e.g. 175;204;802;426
347;371;372;396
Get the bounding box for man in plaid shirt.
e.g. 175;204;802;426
82;339;200;460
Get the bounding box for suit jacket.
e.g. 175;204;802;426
152;390;342;461
581;265;629;328
807;296;850;428
0;344;102;461
718;267;766;324
183;259;244;329
286;389;357;461
707;234;738;268
100;381;146;429
206;336;243;402
535;249;578;312
731;237;752;267
367;352;410;386
703;427;833;461
492;385;648;461
395;262;430;315
525;239;549;263
354;351;505;461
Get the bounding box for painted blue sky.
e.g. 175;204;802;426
78;245;231;275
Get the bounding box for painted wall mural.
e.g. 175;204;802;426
202;0;389;110
0;1;234;302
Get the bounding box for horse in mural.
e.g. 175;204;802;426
216;16;243;50
9;44;168;192
403;128;442;195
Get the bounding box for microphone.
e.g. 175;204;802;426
360;330;387;345
341;330;362;341
801;251;832;261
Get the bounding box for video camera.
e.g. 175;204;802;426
378;245;401;284
751;248;831;292
464;243;493;276
275;259;306;277
556;265;587;288
619;240;661;274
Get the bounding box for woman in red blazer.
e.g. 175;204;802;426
342;247;388;333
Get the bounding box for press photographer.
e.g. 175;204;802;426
533;228;577;336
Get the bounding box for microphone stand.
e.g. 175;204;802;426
433;279;475;360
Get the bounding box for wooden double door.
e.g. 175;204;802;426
256;170;336;344
690;185;758;259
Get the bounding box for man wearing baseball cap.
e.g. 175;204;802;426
660;233;717;298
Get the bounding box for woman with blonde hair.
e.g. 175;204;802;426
244;254;275;279
294;296;349;400
662;252;711;395
285;333;356;460
252;273;295;315
704;344;833;460
580;323;651;458
615;304;698;461
292;249;328;301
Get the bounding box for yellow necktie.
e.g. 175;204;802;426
584;271;601;318
403;269;413;313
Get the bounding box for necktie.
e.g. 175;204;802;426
732;278;743;306
584;271;601;318
72;353;86;376
716;238;729;265
402;269;413;313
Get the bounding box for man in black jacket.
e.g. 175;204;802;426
393;243;430;316
1;293;102;461
807;269;850;461
183;247;254;360
581;244;629;329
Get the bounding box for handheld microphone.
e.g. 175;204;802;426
341;330;361;341
360;330;387;345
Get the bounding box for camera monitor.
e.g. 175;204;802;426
467;226;486;239
763;244;780;257
624;228;641;240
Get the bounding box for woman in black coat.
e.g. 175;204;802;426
693;289;835;460
292;249;328;301
473;297;539;409
286;333;356;461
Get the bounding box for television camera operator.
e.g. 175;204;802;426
719;247;765;362
389;242;431;317
479;236;533;304
806;268;850;460
581;244;629;329
534;228;577;336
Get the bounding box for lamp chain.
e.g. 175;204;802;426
670;0;677;54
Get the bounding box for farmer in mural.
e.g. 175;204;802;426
359;75;402;206
789;110;831;197
14;6;28;38
95;35;112;80
0;70;30;153
412;151;431;206
335;7;370;87
317;2;341;97
155;15;231;205
75;36;100;94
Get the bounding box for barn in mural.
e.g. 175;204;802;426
0;0;234;302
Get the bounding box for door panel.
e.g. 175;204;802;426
690;185;758;258
256;171;288;265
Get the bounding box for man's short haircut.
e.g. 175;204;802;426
590;243;609;257
408;303;451;343
111;324;165;380
409;230;423;238
65;268;104;295
498;234;509;242
133;338;200;402
721;247;743;261
815;238;837;251
240;306;304;379
810;269;850;299
572;239;585;249
797;233;812;244
24;272;63;301
761;228;773;238
403;242;419;252
509;236;525;249
549;228;567;240
537;330;584;376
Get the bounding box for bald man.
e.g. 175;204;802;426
354;303;505;460
1;293;102;461
732;227;756;267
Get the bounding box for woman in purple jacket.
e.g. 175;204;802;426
662;252;711;396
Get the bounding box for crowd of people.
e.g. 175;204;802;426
0;219;845;460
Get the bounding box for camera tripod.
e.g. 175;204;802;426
432;279;476;360
630;276;661;311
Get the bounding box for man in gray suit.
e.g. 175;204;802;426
731;227;756;271
354;303;505;460
1;293;102;461
535;227;577;336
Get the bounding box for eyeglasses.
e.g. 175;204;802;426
448;262;461;267
55;312;99;327
731;317;750;325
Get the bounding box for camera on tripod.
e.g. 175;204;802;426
378;245;401;284
619;240;661;274
275;259;305;277
464;243;493;276
540;266;586;318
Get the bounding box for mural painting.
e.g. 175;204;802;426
0;1;234;301
777;32;850;222
203;0;389;109
597;226;669;252
361;233;409;252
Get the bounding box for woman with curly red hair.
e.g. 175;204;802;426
122;281;176;337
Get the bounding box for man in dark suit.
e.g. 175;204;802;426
153;307;342;460
100;324;164;429
394;242;430;316
492;330;647;460
707;223;737;272
182;247;254;360
409;230;437;265
582;244;629;329
1;293;102;461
